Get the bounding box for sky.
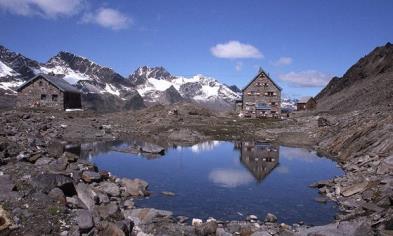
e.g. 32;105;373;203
0;0;392;98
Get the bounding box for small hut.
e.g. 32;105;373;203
16;74;82;110
296;96;317;111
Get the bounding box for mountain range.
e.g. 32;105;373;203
0;45;243;112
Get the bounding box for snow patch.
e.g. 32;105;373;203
40;66;92;84
0;81;24;93
103;83;120;96
0;61;19;77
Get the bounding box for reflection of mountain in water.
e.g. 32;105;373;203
235;141;279;182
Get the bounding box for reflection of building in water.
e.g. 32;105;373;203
235;141;279;182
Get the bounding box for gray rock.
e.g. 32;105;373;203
0;205;11;231
77;209;94;233
294;219;372;236
265;213;277;223
97;181;120;197
81;171;101;183
216;228;232;236
0;175;18;201
161;191;176;197
75;183;98;211
48;187;66;204
98;222;125;236
342;181;369;197
123;199;134;209
49;156;68;171
123;208;172;225
195;220;218;235
139;143;164;154
63;152;78;162
250;231;272;236
175;216;188;224
121;178;149;197
35;157;52;166
96;202;119;219
32;173;73;194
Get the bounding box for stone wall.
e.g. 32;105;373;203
16;78;64;110
242;74;281;117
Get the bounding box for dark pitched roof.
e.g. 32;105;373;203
242;68;282;92
17;74;81;93
298;96;315;103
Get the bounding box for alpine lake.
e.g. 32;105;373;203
57;139;344;225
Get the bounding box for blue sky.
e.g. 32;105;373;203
0;0;392;97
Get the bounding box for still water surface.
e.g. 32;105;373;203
82;140;343;225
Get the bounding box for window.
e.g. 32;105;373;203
52;94;58;101
256;82;262;87
271;111;276;114
39;81;43;86
41;94;47;100
266;92;274;97
263;83;268;87
271;102;276;106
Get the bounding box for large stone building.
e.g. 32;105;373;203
237;68;282;118
16;74;82;110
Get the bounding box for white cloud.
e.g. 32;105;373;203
82;7;131;30
272;57;293;66
211;41;263;59
278;70;332;87
0;0;84;17
235;62;243;71
209;169;254;188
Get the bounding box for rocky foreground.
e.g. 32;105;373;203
0;104;392;235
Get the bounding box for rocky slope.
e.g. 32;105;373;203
316;42;393;112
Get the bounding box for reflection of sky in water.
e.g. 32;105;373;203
90;141;343;225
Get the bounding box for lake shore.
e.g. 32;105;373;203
0;104;392;235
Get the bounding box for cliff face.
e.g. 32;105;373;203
316;43;393;112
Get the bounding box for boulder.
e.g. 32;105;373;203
76;209;94;233
81;171;102;183
377;156;393;175
121;178;149;197
97;181;120;197
0;205;11;232
96;202;119;219
35;157;52;166
138;143;165;154
0;175;18;201
342;181;369;197
99;222;125;236
32;174;73;194
63;152;79;163
195;220;218;235
318;117;331;127
48;187;66;204
265;213;277;223
75;183;98;211
49;156;68;171
216;228;232;236
123;208;172;225
295;219;371;236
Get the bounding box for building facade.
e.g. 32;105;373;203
296;96;317;111
239;68;282;118
16;74;82;110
